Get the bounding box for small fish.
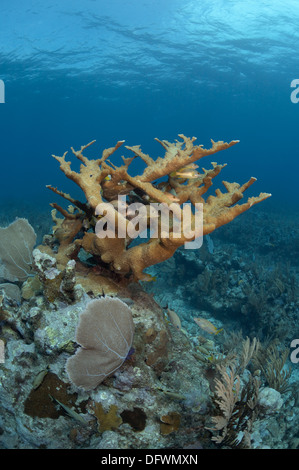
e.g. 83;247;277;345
197;345;212;355
154;386;186;401
167;308;181;331
193;317;223;335
32;366;49;390
170;164;200;179
174;171;200;179
49;395;87;426
169;171;181;178
182;163;199;170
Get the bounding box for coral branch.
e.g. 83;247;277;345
45;134;271;281
46;185;88;214
137;136;239;183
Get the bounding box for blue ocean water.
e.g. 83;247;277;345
0;0;299;451
1;0;299;209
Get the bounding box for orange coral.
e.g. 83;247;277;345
46;135;270;281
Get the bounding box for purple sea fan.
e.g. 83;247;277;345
66;297;135;390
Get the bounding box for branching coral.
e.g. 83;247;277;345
45;135;271;281
252;341;292;394
208;364;260;448
207;337;261;448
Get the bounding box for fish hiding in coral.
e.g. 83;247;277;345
170;163;200;179
193;317;223;335
165;308;182;331
45;134;271;282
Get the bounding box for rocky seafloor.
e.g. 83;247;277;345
0;205;298;449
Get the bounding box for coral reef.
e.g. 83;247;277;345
0;283;212;449
42;135;270;282
143;213;298;343
1;135;298;450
